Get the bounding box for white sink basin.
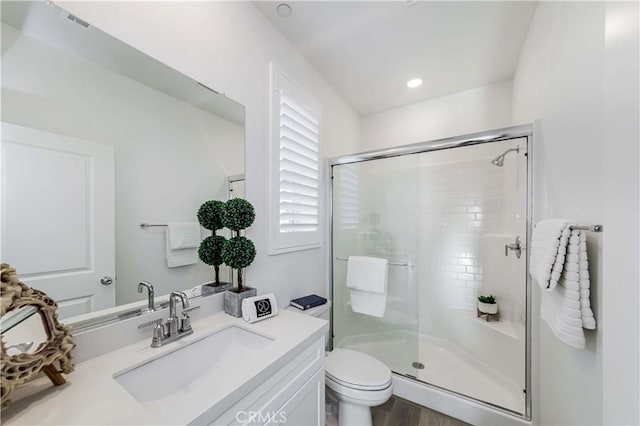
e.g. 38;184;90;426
114;326;273;403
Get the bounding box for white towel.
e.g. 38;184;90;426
530;219;570;290
167;222;201;249
165;224;199;268
346;256;388;318
577;231;596;329
346;256;388;293
532;220;597;349
541;288;586;349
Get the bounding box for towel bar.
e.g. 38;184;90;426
335;257;409;267
569;225;603;232
140;223;168;229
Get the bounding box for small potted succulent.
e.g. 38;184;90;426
477;294;498;314
197;200;232;294
222;198;257;317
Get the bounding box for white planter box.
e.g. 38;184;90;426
478;301;498;314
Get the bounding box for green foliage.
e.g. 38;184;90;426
224;198;255;231
197;200;226;231
477;294;496;304
198;235;227;266
222;236;256;269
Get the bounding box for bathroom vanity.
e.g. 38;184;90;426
2;310;327;425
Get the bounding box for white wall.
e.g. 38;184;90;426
55;1;361;307
1;22;244;306
513;2;639;425
602;2;639;424
360;80;513;151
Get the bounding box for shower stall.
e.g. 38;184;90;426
330;125;532;421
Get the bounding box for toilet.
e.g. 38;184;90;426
286;302;393;426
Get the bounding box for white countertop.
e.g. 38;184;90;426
3;310;327;425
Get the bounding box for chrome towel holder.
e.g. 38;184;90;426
569;225;603;232
334;257;409;267
140;222;168;229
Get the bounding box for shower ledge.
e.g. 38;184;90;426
450;308;522;340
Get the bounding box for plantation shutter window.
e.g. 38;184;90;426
269;63;322;254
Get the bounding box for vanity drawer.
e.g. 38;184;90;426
199;337;325;426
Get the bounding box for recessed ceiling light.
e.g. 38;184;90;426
407;78;423;88
277;3;293;18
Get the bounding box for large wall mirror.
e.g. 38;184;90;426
1;2;245;327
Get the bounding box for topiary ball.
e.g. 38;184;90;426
198;235;227;266
222;236;256;269
224;198;255;231
197;200;226;231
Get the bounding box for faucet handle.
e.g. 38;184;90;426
138;318;162;329
182;306;200;315
180;306;199;333
139;318;166;342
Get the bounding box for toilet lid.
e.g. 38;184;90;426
326;348;392;391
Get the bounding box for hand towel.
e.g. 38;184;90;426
532;220;597;349
165;225;199;268
167;222;201;250
346;256;388;294
346;256;388;318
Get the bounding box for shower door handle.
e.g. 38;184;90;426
505;236;522;259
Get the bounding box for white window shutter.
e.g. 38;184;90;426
269;63;322;254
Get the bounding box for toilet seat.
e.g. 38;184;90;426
325;349;392;391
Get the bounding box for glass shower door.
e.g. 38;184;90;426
412;138;528;414
331;135;529;416
332;154;420;378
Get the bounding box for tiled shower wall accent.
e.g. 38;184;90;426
418;158;512;316
416;142;527;384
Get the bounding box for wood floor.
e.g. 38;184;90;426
371;395;469;426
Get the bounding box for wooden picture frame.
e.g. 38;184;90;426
0;263;76;408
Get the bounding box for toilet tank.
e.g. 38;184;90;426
286;300;331;349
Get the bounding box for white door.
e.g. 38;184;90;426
1;122;115;319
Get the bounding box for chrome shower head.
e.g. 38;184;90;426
491;156;505;167
491;146;520;167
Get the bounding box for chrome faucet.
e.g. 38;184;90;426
168;291;189;335
138;290;199;348
137;281;156;312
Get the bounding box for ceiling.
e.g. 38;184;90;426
254;1;538;116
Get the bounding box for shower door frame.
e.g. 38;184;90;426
328;123;533;421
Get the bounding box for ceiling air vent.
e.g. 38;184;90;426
64;13;90;29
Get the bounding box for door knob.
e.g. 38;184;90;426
100;276;114;286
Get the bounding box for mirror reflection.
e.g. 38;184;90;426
1;306;48;356
0;1;245;323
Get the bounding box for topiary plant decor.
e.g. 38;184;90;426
477;295;496;304
222;198;256;291
198;200;226;231
197;200;228;286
